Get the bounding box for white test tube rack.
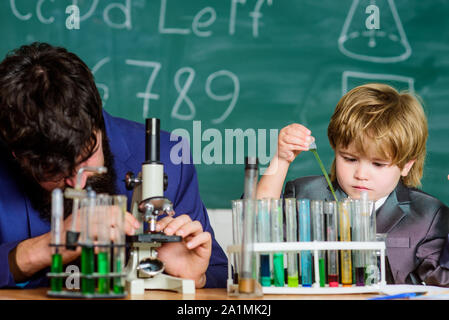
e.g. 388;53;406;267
227;241;387;295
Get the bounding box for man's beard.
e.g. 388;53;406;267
24;135;117;221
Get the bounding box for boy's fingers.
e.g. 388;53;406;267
175;220;203;238
160;214;192;236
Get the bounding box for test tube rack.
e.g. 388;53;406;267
227;240;386;295
46;243;128;299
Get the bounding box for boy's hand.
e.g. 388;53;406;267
277;123;314;163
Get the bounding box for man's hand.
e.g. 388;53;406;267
155;214;212;288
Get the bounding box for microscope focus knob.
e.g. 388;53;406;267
124;171;141;190
163;173;168;191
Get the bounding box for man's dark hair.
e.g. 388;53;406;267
0;42;104;182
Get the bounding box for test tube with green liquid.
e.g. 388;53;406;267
96;194;111;294
50;188;64;292
351;199;366;286
285;198;298;287
113;195;127;294
339;199;352;287
311;200;326;287
80;189;96;294
257;199;271;287
271;199;284;287
298;199;312;287
324;201;339;287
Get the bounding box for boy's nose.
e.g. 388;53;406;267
354;164;369;180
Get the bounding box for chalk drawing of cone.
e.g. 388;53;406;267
338;0;412;63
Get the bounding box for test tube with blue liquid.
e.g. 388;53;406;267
311;200;326;287
285;198;298;287
257;199;271;287
271;199;284;287
324;201;339;287
339;199;352;287
50;188;64;292
298;199;312;287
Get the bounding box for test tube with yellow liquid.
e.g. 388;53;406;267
339;199;352;286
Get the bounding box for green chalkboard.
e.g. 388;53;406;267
1;0;448;208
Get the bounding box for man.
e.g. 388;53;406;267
0;42;228;289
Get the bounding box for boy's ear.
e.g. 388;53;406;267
401;159;416;177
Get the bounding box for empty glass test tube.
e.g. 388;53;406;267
324;201;339;287
271;199;284;287
50;188;64;292
257;199;271;287
311;200;326;287
285;198;298;287
112;195;127;294
339;199;352;287
298;199;312;287
231;199;243;284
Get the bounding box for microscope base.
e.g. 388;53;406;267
126;273;195;295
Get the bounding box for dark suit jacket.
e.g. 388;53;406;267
284;175;449;286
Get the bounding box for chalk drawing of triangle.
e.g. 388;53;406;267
338;0;412;63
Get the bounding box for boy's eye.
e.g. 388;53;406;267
343;156;356;162
373;162;387;167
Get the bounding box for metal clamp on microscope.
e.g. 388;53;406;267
124;118;195;295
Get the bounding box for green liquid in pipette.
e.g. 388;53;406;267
319;258;326;287
310;149;338;203
113;259;124;294
50;253;63;292
97;251;110;294
288;276;299;287
81;246;95;294
273;253;284;287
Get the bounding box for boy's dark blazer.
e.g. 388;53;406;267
284;175;449;286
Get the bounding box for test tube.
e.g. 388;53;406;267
351;199;365;286
339;199;352;287
298;199;312;287
112;195;127;294
239;199;257;293
271;199;284;287
80;189;96;294
324;201;339;287
96;194;111;294
285;198;298;287
238;157;258;294
311;200;326;287
50;188;64;292
257;199;271;287
231;199;243;284
361;191;378;285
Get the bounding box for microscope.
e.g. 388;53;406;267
123;118;195;295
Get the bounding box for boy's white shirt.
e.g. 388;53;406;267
374;195;388;211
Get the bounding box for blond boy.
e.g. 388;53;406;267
257;83;449;286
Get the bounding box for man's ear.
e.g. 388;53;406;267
401;159;416;177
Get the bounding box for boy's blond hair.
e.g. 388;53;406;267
327;83;428;188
